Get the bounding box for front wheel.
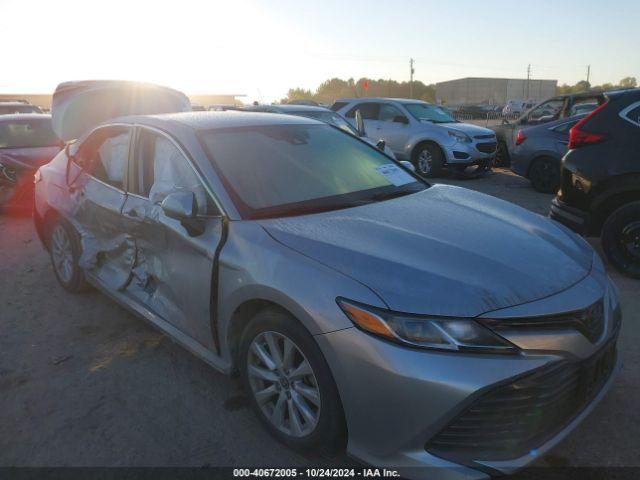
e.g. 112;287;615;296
240;308;345;452
602;202;640;279
494;141;510;167
412;143;443;178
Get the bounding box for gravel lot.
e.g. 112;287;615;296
1;168;638;472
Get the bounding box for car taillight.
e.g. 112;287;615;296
568;101;608;149
515;129;526;146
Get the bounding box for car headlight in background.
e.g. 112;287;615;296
337;298;517;353
447;130;472;143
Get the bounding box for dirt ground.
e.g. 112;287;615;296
1;168;638;471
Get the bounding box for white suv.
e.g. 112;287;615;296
331;98;497;177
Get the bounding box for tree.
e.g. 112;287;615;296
619;77;637;88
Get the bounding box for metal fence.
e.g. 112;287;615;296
452;111;521;127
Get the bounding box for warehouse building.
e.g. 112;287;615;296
435;77;557;106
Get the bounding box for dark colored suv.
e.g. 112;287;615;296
550;88;640;278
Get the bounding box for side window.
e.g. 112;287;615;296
345;102;380;119
330;101;348;112
80;127;131;189
528;99;564;121
623;104;640;127
135;130;217;215
378;104;405;123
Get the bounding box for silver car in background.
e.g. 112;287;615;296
331;98;498;177
35;81;621;480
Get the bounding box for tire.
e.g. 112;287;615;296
601;202;640;279
528;157;560;193
494;141;510;167
46;217;90;292
240;308;345;453
412;142;443;178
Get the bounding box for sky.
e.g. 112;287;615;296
1;0;638;103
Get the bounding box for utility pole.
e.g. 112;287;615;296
526;64;531;99
586;65;591;85
409;58;415;99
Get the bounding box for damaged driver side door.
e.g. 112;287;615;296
120;127;224;351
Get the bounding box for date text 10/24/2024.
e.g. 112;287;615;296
233;469;401;478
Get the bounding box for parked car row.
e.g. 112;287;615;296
21;80;625;480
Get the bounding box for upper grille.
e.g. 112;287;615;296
476;142;497;153
426;338;616;464
474;134;496;140
482;300;605;343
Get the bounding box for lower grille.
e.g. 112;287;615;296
476;142;497;153
426;339;616;463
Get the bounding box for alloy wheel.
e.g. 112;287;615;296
417;149;433;175
51;225;74;284
621;220;640;261
247;331;321;437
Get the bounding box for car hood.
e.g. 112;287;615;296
51;80;191;141
429;122;496;137
0;146;61;171
260;185;593;317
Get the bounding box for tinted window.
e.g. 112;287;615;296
345;103;379;119
624;105;640;126
135;130;215;215
528;99;564;121
200;124;424;219
84;128;130;189
330;102;348;112
0;118;59;148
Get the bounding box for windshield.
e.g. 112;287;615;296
200;124;425;219
293;111;359;136
403;103;457;123
0;118;59;148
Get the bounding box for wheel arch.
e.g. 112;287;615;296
591;180;640;234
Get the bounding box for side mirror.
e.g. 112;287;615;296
399;160;415;172
354;109;366;137
393;116;409;124
376;139;386;151
161;191;197;220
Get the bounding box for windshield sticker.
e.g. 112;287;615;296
374;164;415;186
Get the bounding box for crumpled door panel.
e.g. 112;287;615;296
119;195;221;349
72;174;131;290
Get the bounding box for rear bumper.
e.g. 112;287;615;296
549;197;591;235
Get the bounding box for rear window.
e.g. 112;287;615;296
623;104;640;127
0;118;59;148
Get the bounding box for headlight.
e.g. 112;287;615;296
447;130;472;143
337;299;517;354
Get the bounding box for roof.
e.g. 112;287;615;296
270;104;331;113
0;113;51;123
125;110;324;130
334;97;429;104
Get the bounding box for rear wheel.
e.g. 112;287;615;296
602;202;640;279
412;143;443;178
529;157;560;193
240;308;345;452
47;217;90;292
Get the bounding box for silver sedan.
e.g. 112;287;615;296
34;81;621;480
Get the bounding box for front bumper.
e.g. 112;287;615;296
550;197;591;235
443;140;497;166
317;277;620;480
